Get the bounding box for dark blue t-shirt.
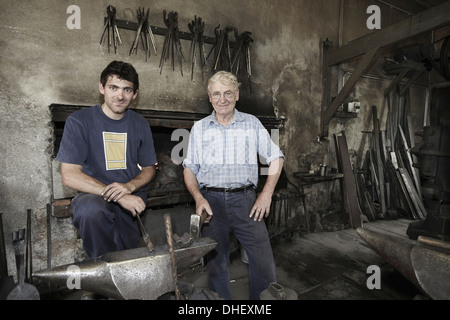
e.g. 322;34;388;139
56;105;157;200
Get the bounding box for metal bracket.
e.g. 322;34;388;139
108;17;225;46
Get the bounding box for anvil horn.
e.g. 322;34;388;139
33;237;217;300
357;227;450;299
356;227;420;289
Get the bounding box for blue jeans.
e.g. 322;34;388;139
201;188;276;300
71;193;141;258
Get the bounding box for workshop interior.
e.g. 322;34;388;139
0;0;449;301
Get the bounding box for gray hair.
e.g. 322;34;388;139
207;71;241;92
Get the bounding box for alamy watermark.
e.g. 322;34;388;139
367;5;381;30
66;5;81;30
366;265;381;290
66;265;81;290
170;128;282;175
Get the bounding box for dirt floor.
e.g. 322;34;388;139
180;218;424;300
24;217;426;301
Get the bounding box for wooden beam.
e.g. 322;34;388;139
321;47;385;136
328;1;450;66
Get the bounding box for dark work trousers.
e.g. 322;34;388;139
201;188;276;300
71;193;141;258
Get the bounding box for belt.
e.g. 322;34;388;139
202;185;254;193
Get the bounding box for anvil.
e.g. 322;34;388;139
357;227;450;300
33;237;216;300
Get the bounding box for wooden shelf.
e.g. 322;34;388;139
293;172;343;185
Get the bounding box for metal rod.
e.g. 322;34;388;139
26;209;32;283
164;214;181;300
0;213;7;278
46;203;52;298
136;214;154;252
46;204;51;269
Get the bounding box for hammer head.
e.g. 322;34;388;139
190;210;208;241
190;214;202;241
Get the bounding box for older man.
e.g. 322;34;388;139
183;71;284;299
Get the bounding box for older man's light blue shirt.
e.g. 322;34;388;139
182;109;284;189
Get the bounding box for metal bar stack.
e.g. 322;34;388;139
129;8;157;61
357;59;427;221
159;10;185;76
188;16;206;81
209;26;254;90
99;5;122;54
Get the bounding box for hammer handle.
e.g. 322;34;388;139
136;214;154;252
200;209;208;225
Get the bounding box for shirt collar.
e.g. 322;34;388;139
207;109;244;126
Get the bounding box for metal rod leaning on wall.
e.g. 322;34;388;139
398;124;423;201
333;133;349;222
26;209;32;284
372;106;386;218
46;203;52;298
0;213;7;278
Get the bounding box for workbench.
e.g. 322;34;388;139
293;172;344;232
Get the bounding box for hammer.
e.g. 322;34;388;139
171;208;209;249
189;209;209;241
136;214;154;252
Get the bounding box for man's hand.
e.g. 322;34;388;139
184;167;213;223
117;194;146;217
249;157;283;221
101;166;155;202
195;198;213;223
102;182;133;202
249;192;272;222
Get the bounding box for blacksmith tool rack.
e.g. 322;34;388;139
105;13;218;49
100;6;253;84
102;8;217;76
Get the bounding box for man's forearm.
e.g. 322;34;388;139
60;163;106;195
183;167;214;218
61;163;156;196
125;166;156;193
183;167;204;202
261;157;284;196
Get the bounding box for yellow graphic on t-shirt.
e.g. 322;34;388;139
103;132;127;170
